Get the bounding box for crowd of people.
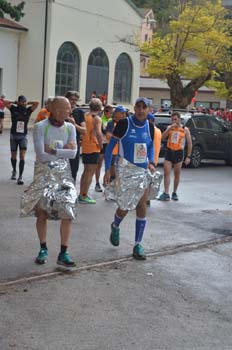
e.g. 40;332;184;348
157;103;232;124
0;92;193;267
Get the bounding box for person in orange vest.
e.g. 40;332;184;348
158;111;192;201
35;97;53;123
78;98;103;204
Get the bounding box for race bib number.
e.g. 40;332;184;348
170;132;180;144
16;121;25;133
134;143;147;163
50;140;64;150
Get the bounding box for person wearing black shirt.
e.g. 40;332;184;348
65;91;86;184
4;95;39;184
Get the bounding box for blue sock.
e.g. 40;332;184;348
135;217;146;244
113;213;123;227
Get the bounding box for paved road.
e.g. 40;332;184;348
0;130;231;283
0;130;232;349
1;242;232;350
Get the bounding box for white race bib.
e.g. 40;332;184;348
16;121;25;133
170;132;180;144
50;140;64;150
134;143;147;163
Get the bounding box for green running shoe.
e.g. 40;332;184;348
133;244;146;260
78;195;96;204
35;248;48;264
57;251;76;267
110;223;120;246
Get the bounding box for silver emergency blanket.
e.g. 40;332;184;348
104;157;163;210
147;171;163;200
21;159;77;220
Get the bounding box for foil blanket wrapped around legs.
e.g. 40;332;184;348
21;159;77;220
147;171;163;200
104;157;163;210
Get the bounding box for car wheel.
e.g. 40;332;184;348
190;146;202;168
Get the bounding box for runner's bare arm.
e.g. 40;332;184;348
76;121;86;135
3;99;15;109
184;127;192;165
95;116;103;150
161;125;171;140
27;101;39;112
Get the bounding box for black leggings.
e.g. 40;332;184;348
69;145;80;182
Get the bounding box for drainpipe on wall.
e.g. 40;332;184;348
41;0;49;107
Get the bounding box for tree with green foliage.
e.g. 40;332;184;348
0;0;25;22
141;0;232;108
132;0;180;33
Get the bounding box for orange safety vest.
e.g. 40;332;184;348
167;126;186;151
81;113;101;154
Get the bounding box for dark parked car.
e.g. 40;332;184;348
155;112;232;168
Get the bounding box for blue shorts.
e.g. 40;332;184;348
10;134;28;152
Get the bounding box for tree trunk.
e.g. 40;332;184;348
224;71;232;108
166;73;211;109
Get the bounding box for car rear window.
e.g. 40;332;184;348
193;117;208;129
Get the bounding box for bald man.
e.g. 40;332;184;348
21;97;78;267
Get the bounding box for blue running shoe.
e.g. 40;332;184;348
35;248;48;264
172;192;179;201
57;251;76;267
133;244;146;260
110;223;120;246
158;192;170;201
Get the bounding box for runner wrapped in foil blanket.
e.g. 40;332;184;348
104;157;163;210
21;159;77;220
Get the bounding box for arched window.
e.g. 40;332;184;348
55;42;80;96
86;48;109;102
113;53;132;103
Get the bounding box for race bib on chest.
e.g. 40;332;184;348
134;143;147;163
170;131;180;144
50;140;64;150
16;121;25;133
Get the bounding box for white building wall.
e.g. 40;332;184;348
10;0;141;110
15;0;46;105
0;29;19;99
47;0;141;108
